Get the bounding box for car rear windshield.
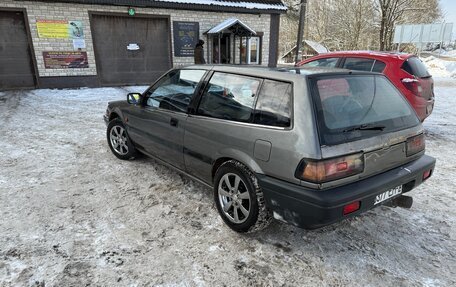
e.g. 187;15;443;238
401;57;431;78
310;75;420;146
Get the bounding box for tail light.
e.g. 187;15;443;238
295;153;364;183
343;201;361;215
401;78;423;97
423;169;432;181
406;134;425;156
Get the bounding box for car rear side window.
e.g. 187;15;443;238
197;72;261;122
401;57;431;78
372;60;386;73
254;80;292;127
342;58;375;71
302;58;339;68
311;75;420;145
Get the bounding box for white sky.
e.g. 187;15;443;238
440;0;456;39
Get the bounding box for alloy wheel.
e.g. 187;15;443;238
109;125;129;155
218;173;251;224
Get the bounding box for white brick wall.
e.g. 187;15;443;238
1;0;272;78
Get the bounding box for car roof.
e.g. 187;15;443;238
311;50;413;61
183;65;376;80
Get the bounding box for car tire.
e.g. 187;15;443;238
107;119;137;160
214;160;271;233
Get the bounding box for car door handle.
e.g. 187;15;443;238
170;118;178;127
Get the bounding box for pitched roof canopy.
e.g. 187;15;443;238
207;18;257;36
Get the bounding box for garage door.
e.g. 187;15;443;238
0;11;36;89
91;14;172;86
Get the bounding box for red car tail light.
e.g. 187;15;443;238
401;78;423;97
343;201;360;215
296;153;364;183
406;134;425;156
423;169;432;181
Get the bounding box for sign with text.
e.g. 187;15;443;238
173;21;199;57
72;39;86;50
43;51;89;69
37;20;84;39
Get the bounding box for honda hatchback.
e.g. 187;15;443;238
104;65;435;232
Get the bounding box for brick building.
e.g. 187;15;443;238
0;0;286;89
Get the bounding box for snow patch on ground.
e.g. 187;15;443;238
430;49;456;57
423;56;456;78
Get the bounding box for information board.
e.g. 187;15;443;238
43;51;89;69
394;23;453;43
173;21;199;57
37;20;84;39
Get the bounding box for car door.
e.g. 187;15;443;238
184;72;263;182
125;69;207;170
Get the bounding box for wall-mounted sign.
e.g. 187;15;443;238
127;43;140;51
128;7;135;16
37;20;84;39
69;21;84;39
173;21;199;57
43;51;89;69
73;39;86;50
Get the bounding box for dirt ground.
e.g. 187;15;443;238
0;79;455;287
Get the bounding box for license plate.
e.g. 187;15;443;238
374;185;403;205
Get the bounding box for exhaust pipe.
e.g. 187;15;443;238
384;195;413;209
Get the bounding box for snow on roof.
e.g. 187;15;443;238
207;18;256;35
154;0;287;11
304;40;329;54
281;40;329;58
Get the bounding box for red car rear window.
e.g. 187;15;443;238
401;57;431;78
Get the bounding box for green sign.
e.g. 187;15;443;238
128;8;135;16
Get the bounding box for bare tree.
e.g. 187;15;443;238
377;0;409;50
278;0;441;57
376;0;442;51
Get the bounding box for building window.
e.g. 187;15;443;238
240;36;261;65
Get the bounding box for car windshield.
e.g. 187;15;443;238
310;74;420;145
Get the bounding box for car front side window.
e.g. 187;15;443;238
302;58;339;68
145;69;206;113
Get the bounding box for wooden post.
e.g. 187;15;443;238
294;0;307;64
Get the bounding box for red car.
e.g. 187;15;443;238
296;51;434;121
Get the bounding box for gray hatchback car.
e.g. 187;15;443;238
104;65;435;233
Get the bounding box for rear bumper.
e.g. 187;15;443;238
414;97;434;121
258;155;436;229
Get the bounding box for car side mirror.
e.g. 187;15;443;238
127;93;142;105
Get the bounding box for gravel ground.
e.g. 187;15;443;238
0;79;455;287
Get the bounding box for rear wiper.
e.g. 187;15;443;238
343;124;385;132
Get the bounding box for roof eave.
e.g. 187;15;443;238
12;0;287;14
